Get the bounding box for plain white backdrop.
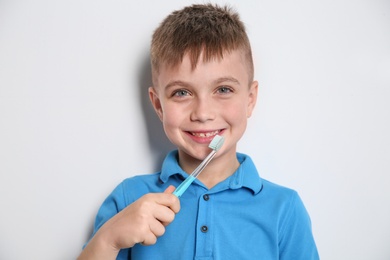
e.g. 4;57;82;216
1;0;389;259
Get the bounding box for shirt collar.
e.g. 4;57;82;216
160;150;263;195
228;153;263;194
160;150;187;182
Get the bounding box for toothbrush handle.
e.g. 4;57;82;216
172;175;196;197
192;150;216;179
172;150;217;198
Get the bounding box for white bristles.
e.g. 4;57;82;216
208;135;225;151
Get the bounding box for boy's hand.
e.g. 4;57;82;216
78;186;180;260
104;185;180;248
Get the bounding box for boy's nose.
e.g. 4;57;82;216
190;97;215;122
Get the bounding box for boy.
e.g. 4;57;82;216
78;4;319;260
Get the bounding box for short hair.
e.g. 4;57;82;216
151;4;254;84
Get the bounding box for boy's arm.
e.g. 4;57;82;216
279;192;319;260
78;185;180;260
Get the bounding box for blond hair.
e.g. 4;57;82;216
151;4;254;84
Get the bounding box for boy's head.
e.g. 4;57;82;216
148;4;258;164
150;4;254;86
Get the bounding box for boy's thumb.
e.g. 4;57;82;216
164;185;176;194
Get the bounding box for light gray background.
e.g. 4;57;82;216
1;0;389;259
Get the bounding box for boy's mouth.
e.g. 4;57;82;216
189;130;221;138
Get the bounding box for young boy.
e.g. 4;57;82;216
78;4;319;260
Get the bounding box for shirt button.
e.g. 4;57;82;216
203;194;210;201
201;225;208;233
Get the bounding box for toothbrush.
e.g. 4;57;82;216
173;135;225;198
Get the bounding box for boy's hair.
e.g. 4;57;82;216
151;4;254;84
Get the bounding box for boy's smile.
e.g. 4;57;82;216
149;49;258;175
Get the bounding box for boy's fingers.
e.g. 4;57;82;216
159;186;180;213
153;205;176;225
164;185;176;194
141;232;157;246
149;218;166;237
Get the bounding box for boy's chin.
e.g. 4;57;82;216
179;147;211;161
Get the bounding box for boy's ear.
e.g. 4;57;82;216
247;81;258;118
148;87;164;121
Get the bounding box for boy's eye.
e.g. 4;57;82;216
172;89;190;97
217;86;233;94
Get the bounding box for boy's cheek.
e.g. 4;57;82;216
161;107;182;125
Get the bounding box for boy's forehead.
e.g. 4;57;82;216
154;50;251;88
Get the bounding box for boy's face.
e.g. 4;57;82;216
149;50;258;162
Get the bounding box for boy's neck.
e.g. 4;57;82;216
178;150;240;189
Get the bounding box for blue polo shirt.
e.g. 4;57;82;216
91;151;319;259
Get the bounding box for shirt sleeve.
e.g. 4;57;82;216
87;181;132;260
278;192;320;260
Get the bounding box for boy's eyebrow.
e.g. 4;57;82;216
214;77;240;85
164;77;241;90
165;80;189;89
164;80;191;90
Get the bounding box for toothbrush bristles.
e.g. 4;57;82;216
208;135;225;151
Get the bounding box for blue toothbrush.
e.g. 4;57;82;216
173;135;225;198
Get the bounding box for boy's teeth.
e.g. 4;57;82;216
192;131;219;137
